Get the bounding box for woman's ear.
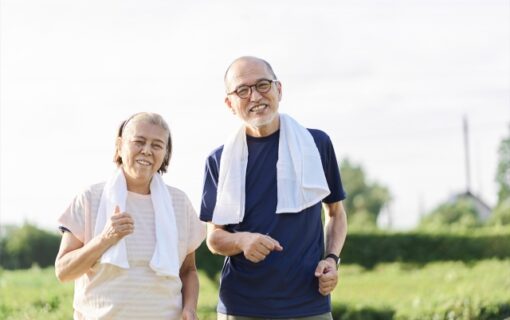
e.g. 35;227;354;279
115;137;123;161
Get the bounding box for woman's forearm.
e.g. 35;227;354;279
56;211;134;282
181;269;199;311
55;232;113;282
180;253;199;317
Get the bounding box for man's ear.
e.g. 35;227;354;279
225;96;235;115
277;81;283;102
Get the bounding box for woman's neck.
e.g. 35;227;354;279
125;176;151;194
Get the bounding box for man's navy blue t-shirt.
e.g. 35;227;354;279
200;128;346;318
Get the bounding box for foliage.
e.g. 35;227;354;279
333;260;510;320
4;223;510;281
2;260;510;320
331;303;394;320
341;228;510;268
481;129;510;226
340;159;391;229
0;266;73;320
418;197;481;230
1;223;61;269
487;198;510;227
195;242;224;282
346;210;379;232
0;237;5;265
197;228;510;278
496;128;510;204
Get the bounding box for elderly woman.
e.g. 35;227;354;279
55;112;205;320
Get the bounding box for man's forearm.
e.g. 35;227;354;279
206;226;245;256
207;224;283;263
324;201;348;256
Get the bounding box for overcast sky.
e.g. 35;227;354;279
1;0;509;230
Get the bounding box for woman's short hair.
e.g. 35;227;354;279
114;112;172;174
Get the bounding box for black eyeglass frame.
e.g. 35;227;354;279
227;79;279;99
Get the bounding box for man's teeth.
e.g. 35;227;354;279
250;104;267;112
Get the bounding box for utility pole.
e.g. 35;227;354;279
463;115;471;194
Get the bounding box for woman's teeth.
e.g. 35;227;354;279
136;160;151;166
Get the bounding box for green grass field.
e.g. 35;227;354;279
1;260;509;320
332;260;510;319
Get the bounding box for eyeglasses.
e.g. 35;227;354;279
227;79;278;99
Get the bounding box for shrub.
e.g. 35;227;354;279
195;243;224;281
487;199;510;226
332;303;394;320
1;223;61;269
194;229;510;278
419;198;481;230
341;229;510;269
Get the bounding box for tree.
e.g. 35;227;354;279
487;199;510;227
418;197;481;230
496;127;510;204
340;158;391;229
1;223;61;269
488;127;510;226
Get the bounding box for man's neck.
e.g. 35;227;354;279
245;116;280;137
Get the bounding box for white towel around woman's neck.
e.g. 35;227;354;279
212;113;330;225
94;168;179;277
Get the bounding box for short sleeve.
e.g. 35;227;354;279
200;147;222;222
184;195;206;254
57;191;89;243
309;129;347;203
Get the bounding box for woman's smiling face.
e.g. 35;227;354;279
117;119;168;189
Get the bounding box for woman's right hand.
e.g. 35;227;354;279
101;205;134;245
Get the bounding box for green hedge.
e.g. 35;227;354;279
195;228;510;279
341;229;510;268
330;301;510;320
3;223;510;275
331;304;394;320
195;242;224;280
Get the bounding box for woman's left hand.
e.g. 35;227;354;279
181;309;198;320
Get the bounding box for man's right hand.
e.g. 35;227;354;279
238;233;283;263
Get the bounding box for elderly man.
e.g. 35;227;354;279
200;56;347;319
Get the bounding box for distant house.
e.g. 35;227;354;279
456;116;493;221
448;191;492;221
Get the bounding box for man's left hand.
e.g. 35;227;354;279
314;258;338;296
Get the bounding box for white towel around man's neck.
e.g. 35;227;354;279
212;113;330;225
94;168;179;277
